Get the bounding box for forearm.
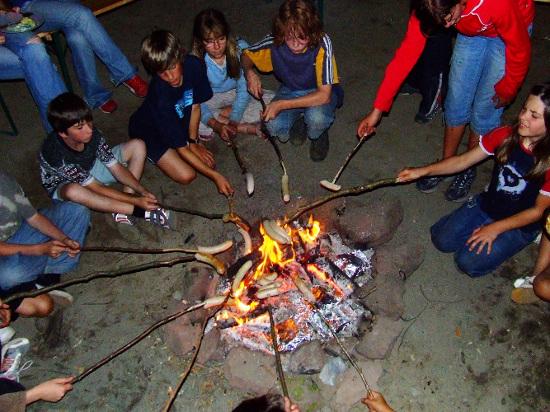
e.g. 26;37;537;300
190;104;201;141
0;241;44;256
276;86;331;110
108;163;147;195
489;206;546;236
27;213;68;242
87;181;142;207
176;146;219;180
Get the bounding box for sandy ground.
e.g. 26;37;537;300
1;0;549;410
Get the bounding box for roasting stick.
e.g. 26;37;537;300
267;302;290;398
259;95;291;203
2;255;198;304
291;277;374;398
81;240;233;255
72;301;207;384
228;132;255;195
320;134;369;192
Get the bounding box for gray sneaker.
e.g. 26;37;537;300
416;176;444;193
445;168;477;202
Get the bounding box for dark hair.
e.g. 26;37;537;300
496;82;550;181
141;29;185;75
191;9;241;80
411;0;460;36
47;92;93;134
231;394;286;412
272;0;324;49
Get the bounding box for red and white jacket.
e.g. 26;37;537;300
373;0;535;113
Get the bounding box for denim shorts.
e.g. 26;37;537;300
53;143;126;200
444;25;532;136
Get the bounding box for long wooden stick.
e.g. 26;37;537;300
283;178;397;224
228;132;249;175
81;246;199;254
161;310;212;412
329;134;368;185
2;256;194;304
268;302;289;397
313;306;373;397
72;301;206;383
260;96;287;176
156;202;225;220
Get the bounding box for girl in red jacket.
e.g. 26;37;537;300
358;0;534;202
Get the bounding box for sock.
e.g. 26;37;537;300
131;206;146;218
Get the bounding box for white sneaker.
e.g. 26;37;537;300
48;289;74;309
0;337;31;382
0;326;15;346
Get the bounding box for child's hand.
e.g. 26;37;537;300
396;167;426;183
190;142;216;169
214;174;234;196
135;196;158;211
467;224;500;254
245;71;263;99
262;101;284;122
42;240;72;259
26;377;74;404
361;391;395;412
61;237;81;258
214;121;237;142
357;109;382;137
284;396;300;412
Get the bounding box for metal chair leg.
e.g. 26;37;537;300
0;90;18;136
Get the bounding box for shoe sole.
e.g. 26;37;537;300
48;290;74;309
511;287;540;304
123;83;146;98
1;337;30;359
0;327;15;346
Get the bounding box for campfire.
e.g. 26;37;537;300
205;216;373;353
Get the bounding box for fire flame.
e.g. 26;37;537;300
216;216;324;326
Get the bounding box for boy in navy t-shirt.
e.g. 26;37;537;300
129;29;233;196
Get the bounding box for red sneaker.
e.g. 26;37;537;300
123;74;148;98
99;99;118;114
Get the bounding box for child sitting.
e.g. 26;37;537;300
0;169;88;328
129;29;233;196
241;0;344;162
397;82;550;277
191;8;274;142
40;93;174;235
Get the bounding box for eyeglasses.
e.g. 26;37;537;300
203;36;227;47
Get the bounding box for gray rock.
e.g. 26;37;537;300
355;316;404;359
197;328;221;364
372;243;425;280
164;323;202;357
224;347;277;394
335;194;403;248
282;340;328;374
333;360;383;407
319;356;346;386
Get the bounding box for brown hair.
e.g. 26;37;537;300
140;29;185;75
410;0;461;36
191;9;241;80
496;83;550;181
47;92;93;134
272;0;324;49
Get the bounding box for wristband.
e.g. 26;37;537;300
188;138;198;144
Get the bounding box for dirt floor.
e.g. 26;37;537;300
1;0;550;410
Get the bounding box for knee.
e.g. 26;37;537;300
124;139;147;162
173;170;197;185
305;108;334;131
20;295;54;318
454;252;488;278
60;183;86;203
533;273;550;302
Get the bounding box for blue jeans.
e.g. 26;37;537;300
267;86;339;142
7;0;137;109
0;44;66;132
0;201;90;290
444;25;532;136
430;195;539;277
